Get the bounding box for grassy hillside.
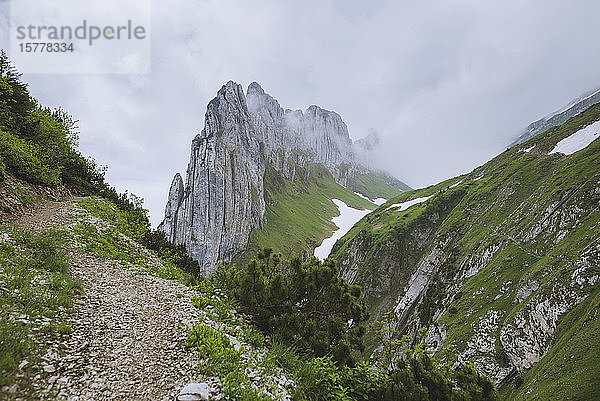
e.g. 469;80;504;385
236;163;375;265
332;102;600;398
349;172;412;200
0;226;81;397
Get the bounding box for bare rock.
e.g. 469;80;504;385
178;382;210;401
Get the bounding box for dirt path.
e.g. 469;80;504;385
5;197;70;229
14;199;209;400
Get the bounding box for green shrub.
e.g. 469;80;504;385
242;325;265;348
142;229;202;279
340;361;387;401
294;357;351;401
221;370;271;401
0;129;59;185
191;294;211;309
14;185;35;206
186;324;242;376
224;249;368;366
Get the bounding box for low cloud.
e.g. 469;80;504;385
2;0;599;225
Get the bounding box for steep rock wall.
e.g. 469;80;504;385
160;81;409;272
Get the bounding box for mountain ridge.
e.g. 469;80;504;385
510;86;600;146
159;81;410;272
331;102;600;399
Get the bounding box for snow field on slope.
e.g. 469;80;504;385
550;120;600;155
314;199;371;260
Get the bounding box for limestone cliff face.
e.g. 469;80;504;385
159;82;265;272
160;173;184;241
160;81;407;273
246;82;356;185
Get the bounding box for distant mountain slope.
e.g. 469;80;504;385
510;87;600;146
331;102;600;399
159;82;410;272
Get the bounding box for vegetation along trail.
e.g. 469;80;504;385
5;198;209;400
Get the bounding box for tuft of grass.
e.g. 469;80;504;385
186;323;242;377
77;197;147;242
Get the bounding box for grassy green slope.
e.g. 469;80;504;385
349;172;412;199
331;102;600;397
333;173;466;259
234;163;376;265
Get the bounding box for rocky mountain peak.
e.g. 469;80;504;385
160;81;405;271
246;81;284;129
203;81;251;143
247;81;266;96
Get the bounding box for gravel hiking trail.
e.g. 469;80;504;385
11;198;207;401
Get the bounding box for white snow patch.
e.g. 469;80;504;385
523;145;535;153
550;120;600;155
387;195;432;211
353;191;371;202
314;199;371;260
353;192;386;206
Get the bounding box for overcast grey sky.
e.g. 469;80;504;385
2;0;600;226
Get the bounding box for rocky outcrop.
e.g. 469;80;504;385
160;81;408;273
159;82;265;272
160;173;184;241
246;81;357;185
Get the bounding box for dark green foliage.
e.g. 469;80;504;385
377;357;496;401
452;363;497;401
142;229;202;279
0;53;145;214
380;356;451;400
339;361;388;401
225;249;368;365
0;51;100;188
284;343;496;401
186;323;241;376
204;248;498;401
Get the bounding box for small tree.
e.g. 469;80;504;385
230;249;368;365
